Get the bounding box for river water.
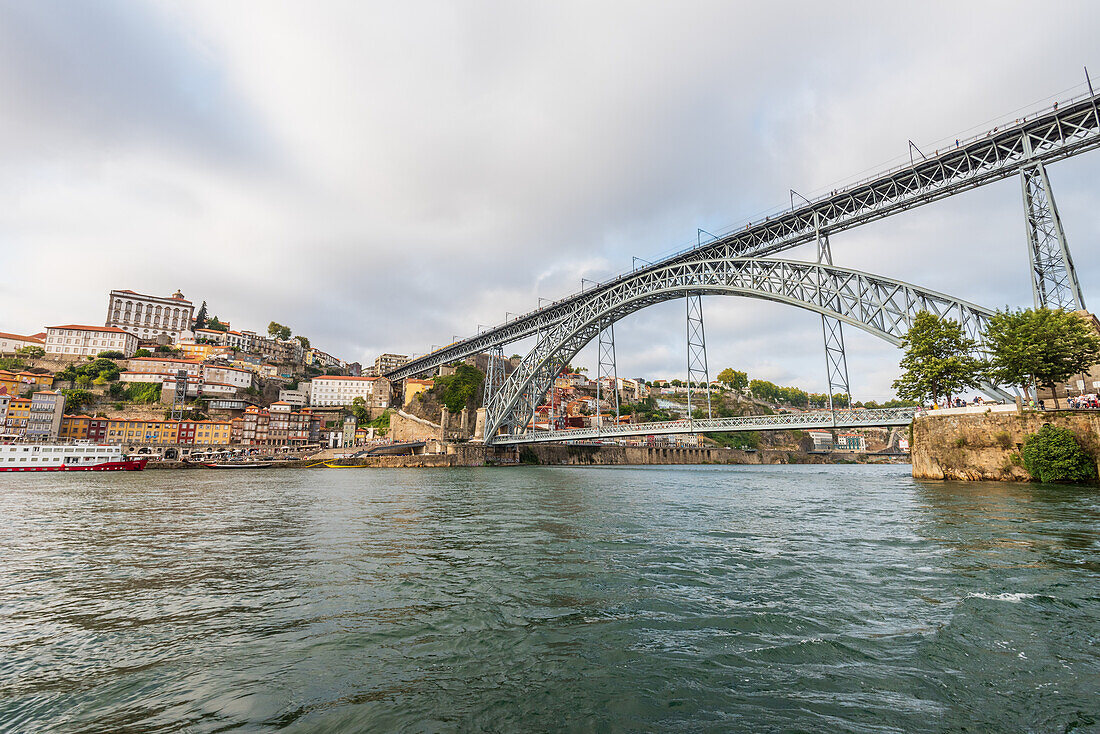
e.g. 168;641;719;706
1;465;1098;732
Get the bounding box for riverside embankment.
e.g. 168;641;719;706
147;444;906;469
912;407;1100;481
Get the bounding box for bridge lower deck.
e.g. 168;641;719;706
490;407;916;445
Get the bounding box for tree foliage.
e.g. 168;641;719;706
1021;424;1096;483
57;358;120;384
96;350;125;359
133;348;152;358
349;396;370;425
194;301;208;329
16;345;45;358
295;335;311;350
205;316;229;332
61;389;96;413
268;321;292;340
430;363;484;412
892;311;983;405
983;308;1100;406
717;368;748;392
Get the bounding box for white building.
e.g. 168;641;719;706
45;325;140;358
106;289;195;342
0;331;46;354
309;376;389;407
371;353;408;376
808;431;834;452
279;388;310;407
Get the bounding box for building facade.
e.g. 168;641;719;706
106;289;194;342
0;332;46;354
45;325;140;358
309;376;390;407
26;391;65;440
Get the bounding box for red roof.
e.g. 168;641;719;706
0;331;45;343
48;325;136;335
314;375;377;382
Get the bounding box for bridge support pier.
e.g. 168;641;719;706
1020;152;1085;310
483;344;504;421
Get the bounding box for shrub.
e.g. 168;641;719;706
953;436;969;448
97;350;125;359
1021;424;1097;483
134;348;152;358
993;431;1014;450
17;345;45;358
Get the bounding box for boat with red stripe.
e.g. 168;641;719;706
0;443;148;471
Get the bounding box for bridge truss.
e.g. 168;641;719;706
482;258;1003;442
492;407;918;446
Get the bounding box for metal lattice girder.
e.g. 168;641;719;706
389;92;1100;381
685;294;712;420
493;407;918;445
482;344;504;411
815;213;851;409
1020;159;1085;310
596;321;618;429
482;257;1006;444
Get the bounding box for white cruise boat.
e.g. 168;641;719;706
0;443;148;472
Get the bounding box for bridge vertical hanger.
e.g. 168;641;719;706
814;212;852;411
596;322;619;431
1020;136;1085;310
685;294;712;422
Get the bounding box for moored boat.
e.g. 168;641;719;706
203;462;275;469
0;443;148;471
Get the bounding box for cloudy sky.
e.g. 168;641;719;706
2;1;1099;399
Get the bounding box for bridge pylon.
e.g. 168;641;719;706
596;321;619;430
482;344;504;421
686;294;712;422
814;212;852;410
1020;143;1085;310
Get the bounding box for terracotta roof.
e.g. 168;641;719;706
129;357;202;365
48;325;137;335
313;375;378;381
0;331;45;343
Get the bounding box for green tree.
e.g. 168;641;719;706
892;311;983;406
61;389;96;413
16;345;45;358
1021;424;1097;483
194;301;209;329
717;368;748;392
983;308;1100;408
295;335;311;350
749;379;780;403
430;363;484;412
349;396;370;425
268;321;292;340
205;316;229;332
97;350;125;359
133;348;152;358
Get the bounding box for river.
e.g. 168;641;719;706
1;465;1098;732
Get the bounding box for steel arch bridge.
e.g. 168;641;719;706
482;258;1001;441
383;86;1099;446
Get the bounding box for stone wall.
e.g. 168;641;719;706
388;409;441;442
911;409;1100;481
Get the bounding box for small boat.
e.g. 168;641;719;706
323;462;369;468
203;462;276;469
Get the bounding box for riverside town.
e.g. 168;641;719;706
5;6;1100;732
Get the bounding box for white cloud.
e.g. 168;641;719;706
2;0;1099;399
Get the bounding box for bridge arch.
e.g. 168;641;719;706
484;258;998;442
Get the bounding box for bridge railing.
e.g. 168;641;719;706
492;407;919;445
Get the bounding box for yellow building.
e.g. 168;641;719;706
60;415;91;440
175;342;233;361
0;370;54;396
192;420;232;445
106;419;179;445
3;397;31;436
403;378;434;406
